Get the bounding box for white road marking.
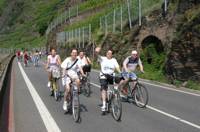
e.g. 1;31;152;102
18;62;61;132
90;82;200;130
91;70;200;97
141;81;200;97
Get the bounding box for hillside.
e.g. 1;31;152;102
0;0;74;48
0;0;199;89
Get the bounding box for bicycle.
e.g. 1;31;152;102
103;73;122;121
50;67;61;101
63;75;80;122
121;72;149;108
80;72;91;97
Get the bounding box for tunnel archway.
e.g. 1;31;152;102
141;35;165;65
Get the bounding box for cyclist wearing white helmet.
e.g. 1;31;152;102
119;50;144;95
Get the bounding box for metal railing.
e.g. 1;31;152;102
55;0;164;47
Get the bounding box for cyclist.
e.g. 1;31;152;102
33;50;40;66
95;47;121;114
119;50;144;95
45;48;61;96
61;49;85;111
16;50;21;61
77;51;92;73
23;50;29;67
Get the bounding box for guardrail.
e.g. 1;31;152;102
0;54;15;130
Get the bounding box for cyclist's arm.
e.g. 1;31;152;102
123;57;129;72
45;56;50;69
56;55;61;66
138;58;144;73
78;65;85;76
113;58;121;73
61;59;68;76
115;66;121;73
86;57;91;65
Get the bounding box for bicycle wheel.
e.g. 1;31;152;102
133;83;149;108
72;89;80;122
84;79;91;97
111;89;122;121
53;79;59;101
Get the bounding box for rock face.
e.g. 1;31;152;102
165;0;200;81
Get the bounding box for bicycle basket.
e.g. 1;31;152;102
52;69;60;78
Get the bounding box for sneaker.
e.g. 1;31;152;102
101;105;106;112
47;82;51;88
63;101;68;111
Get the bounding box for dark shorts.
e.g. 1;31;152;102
100;78;113;91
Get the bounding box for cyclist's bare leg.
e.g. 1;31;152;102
101;89;107;109
119;79;129;91
48;72;52;82
75;79;81;93
64;84;71;102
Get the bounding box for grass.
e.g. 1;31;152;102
186;81;200;91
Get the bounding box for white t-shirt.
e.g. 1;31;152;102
61;57;80;74
77;56;87;67
98;56;119;78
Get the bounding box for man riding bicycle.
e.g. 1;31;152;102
119;50;144;95
45;48;61;96
95;47;121;114
61;49;85;111
77;51;92;74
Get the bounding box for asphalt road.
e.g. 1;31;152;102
12;58;200;132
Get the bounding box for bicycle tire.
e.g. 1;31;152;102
52;79;59;101
72;87;80;122
84;80;91;97
133;83;149;108
111;89;122;121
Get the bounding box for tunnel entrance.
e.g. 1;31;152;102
141;35;165;65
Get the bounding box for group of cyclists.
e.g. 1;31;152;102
16;49;42;67
45;46;144;115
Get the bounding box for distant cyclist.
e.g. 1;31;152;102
45;48;61;96
33;50;40;66
16;50;21;61
23;50;29;67
95;47;121;114
61;49;85;111
119;50;144;95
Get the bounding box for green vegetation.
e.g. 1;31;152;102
0;0;66;48
0;0;6;15
186;81;200;90
140;43;167;83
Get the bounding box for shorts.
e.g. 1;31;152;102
122;72;137;80
62;70;79;86
100;78;113;91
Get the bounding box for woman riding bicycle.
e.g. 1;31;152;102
45;48;61;96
